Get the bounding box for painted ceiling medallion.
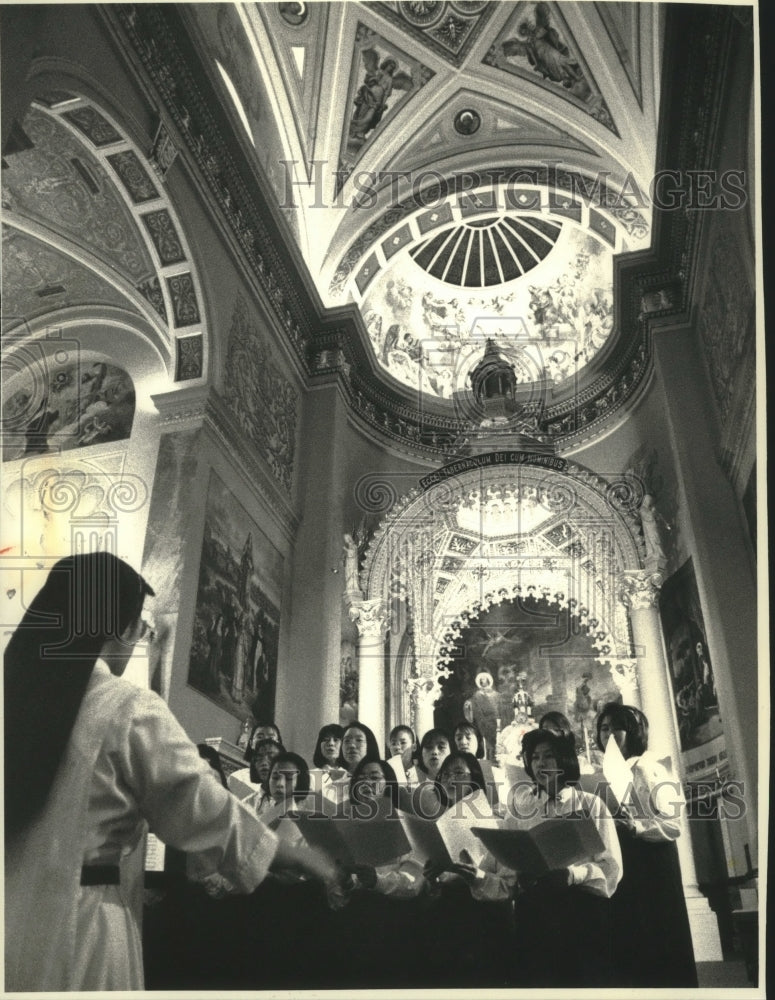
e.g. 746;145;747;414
454;108;481;135
398;0;445;28
277;2;308;27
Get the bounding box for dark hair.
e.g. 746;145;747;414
244;720;283;761
387;724;417;759
595;702;649;758
249;737;284;785
539;711;574;739
313;724;345;768
197;743;228;788
348;757;400;808
268;751;310;801
452;720;485;758
4;552;154;841
521;729;580;789
416;728;453;775
436;751;486;807
337;721;381;769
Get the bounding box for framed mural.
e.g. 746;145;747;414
2;352;135;462
659;558;725;771
434;595;621;767
187;470;283;724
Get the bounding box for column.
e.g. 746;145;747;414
349;599;390;749
621;570;723;961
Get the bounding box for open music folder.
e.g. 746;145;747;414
472;817;605;882
398;790;500;868
293;797;411;867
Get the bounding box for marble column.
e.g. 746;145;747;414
621;570;722;961
348;599;390;749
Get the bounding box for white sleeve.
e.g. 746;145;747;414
567;793;622;898
374;855;426;898
119;688;278;892
629;758;683;842
469;852;517;903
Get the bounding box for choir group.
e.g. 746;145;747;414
145;708;698;990
4;554;699;992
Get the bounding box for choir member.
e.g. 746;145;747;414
596;702;697;986
505;729;622;987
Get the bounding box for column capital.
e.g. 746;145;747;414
619;569;663;610
405;668;448;708
609;659;641;699
348;599;390;639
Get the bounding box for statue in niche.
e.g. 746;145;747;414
343;533;363;596
497;670;538;765
640;494;669;567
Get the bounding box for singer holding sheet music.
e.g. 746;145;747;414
596;702;697;986
421;752;517;987
328;758;426;988
505;729;622;987
3;553;339;993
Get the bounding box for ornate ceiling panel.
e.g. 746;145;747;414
484;2;618;134
2;107;156;285
105;3;742;454
255;2;330;169
1;227;136;334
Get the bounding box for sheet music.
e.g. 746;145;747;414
472;817;605;880
602;737;633;809
144;832;166;873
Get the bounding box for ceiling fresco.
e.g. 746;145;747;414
361;218;614;398
198;1;661;408
484;2;618;134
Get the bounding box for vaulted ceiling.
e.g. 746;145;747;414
184;1;662;401
10;2;727;461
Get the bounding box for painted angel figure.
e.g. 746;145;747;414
502;3;588;95
349;49;413;144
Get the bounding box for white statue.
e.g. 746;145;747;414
640;494;668;566
343;533;362;595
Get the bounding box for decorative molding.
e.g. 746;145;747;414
175;334;203;381
222;293;298;494
348;598;390;639
152;384;211;426
619;569;662;611
149;119;179;180
206;390;299;540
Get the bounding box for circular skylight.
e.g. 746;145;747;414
410;215;562;287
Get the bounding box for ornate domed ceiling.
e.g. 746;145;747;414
182;0;662;414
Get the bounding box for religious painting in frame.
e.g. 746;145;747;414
659;557;728;786
187;470;283;723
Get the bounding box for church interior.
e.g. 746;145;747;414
1;1;761;991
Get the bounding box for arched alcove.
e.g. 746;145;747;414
361;459;645;733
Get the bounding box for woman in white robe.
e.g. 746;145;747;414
4;552;338;993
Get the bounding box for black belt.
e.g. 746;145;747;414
80;864;120;886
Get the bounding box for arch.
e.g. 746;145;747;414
363;458;645;720
10;66;209;384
